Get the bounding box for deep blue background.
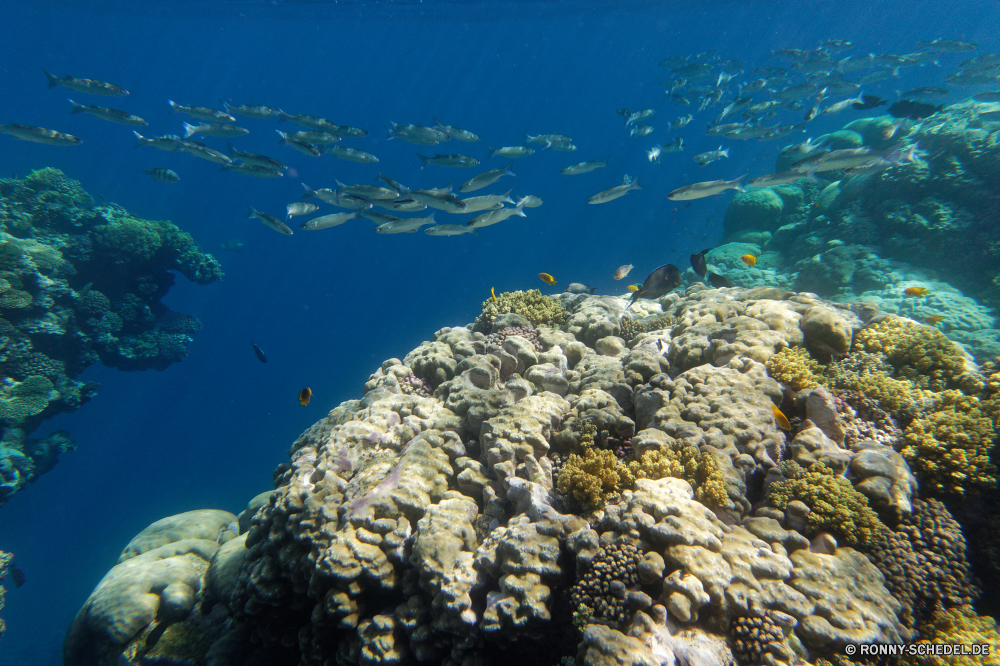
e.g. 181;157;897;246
0;1;995;663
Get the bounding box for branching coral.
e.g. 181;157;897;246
473;289;567;332
765;461;886;549
853;318;967;391
766;346;825;390
915;605;1000;666
900;390;997;494
826;351;929;416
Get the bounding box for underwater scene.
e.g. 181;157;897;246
1;0;1000;664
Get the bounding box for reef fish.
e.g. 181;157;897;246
565;283;595;294
708;272;733;288
667;175;746;201
614;264;633;280
888;99;943;120
904;286;929;296
251;341;267;363
0;123;81;146
44;70;128;96
219;240;246;252
740;254;758;267
851;95;886;111
247;205;293;235
772;405;791;431
143;168;179;183
298;388;312;406
690;248;712;277
925;315;945;325
68;99;146;125
588;176;642;204
628;264;682;308
219;164;283;178
539;272;557;285
627;284;640;292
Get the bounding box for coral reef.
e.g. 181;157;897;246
915;604;1000;666
0;170;222;503
0;549;11;641
66;286;998;666
473;289;567;332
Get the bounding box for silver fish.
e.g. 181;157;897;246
629;124;654;137
300;212;359;230
433;117;479;142
747;171;812;187
133;131;185;151
389;122;449;145
222;102;282;119
560;157;609;175
404;188;466;213
276;131;320;156
45;70;128;96
588;176;642;204
286;202;319;219
459;162;515;193
277;112;339;132
418;153;480;168
247;205;293;235
376;213;437;234
168;100;233;122
180;141;232;164
226;144;286;171
667;174;747;201
516;195;543;208
183;122;247;138
1;123;81;145
466;203;527;229
424;223;479;236
488;145;534;159
694;146;729;166
68;99;146;125
335;180;398;200
461;190;515;212
319;144;378;163
220;163;282;178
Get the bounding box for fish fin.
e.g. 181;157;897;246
417;154;431;168
131;130;145;148
504;160;516;176
300;182;316;199
432;116;443;128
733;174;749;192
427;212;437;225
488;146;496;159
275;129;287;143
68;99;84;113
631;174;642;190
601;155;610;167
276;111;290;123
167;100;181;113
43;69;60;89
246;204;257;219
469;228;480;237
182;122;197;138
217;166;229;172
514;201;527;217
227;142;237;155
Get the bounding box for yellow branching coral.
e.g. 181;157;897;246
826;351;929;415
916;605;1000;666
765;461;886;549
854;318;967;391
900;390;997;495
557;447;633;511
631;446;729;509
766;346;825;390
473;289;567;332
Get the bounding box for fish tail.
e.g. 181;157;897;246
132;130;145;148
275;129;287;144
601;155;610;167
182;122;197;138
276;111;290;123
417;154;431;168
488;146;496;159
226;142;237;155
469;228;480;237
300;182;317;199
733;173;749;192
68;99;85;113
43;69;60;89
246;204;258;219
167;100;180;113
514;201;527;218
504;160;516;176
631;174;643;190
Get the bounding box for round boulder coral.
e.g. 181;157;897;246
723;188;784;240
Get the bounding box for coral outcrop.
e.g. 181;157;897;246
0;169;222;503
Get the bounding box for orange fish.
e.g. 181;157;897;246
904;286;929;297
298;387;312;406
925;315;945;324
614;264;634;280
539;272;557;285
491;286;497;302
772;405;791;431
740;254;757;267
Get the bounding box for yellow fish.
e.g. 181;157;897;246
772;405;791;431
924;315;945;324
627;284;640;292
904;286;929;297
298;387;312;407
538;272;557;285
491;286;497;302
740;254;758;267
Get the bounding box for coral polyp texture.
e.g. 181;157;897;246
0;169;222;504
65;283;1000;666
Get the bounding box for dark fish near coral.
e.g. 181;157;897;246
251;341;267;363
143;168;179;183
10;561;25;587
0;123;81;146
564;283;596;295
44;69;128;96
851;95;886;111
888;99;943;120
627;264;682;308
690;248;712;277
298;387;312;406
707;272;733;288
218;239;246;252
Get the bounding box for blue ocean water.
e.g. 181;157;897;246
0;0;996;663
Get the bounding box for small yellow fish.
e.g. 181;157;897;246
740;254;758;267
298;387;312;406
772;405;791;431
904;286;929;297
539;272;557;285
627;284;640;292
614;264;634;280
924;315;945;324
491;286;497;302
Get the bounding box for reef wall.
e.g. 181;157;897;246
0;168;223;504
62;285;1000;666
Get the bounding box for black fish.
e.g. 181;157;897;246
888;99;943;120
708;272;733;288
851;95;886;110
251;340;267;363
9;562;24;588
690;248;712;277
627;263;682;308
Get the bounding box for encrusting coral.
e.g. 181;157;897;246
765;461;886;549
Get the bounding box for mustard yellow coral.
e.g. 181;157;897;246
916;604;1000;666
765;461;886;549
473;289;567;332
766;346;825;390
631;446;730;508
557;446;633;511
826;351;929;415
900;390;997;495
854;318;967;391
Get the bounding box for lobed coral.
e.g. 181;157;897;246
569;542;641;629
618;314;675;343
728;613;788;666
766;346;824;390
765;461;886;549
900;390;997;494
853;318;967;392
473;289;567;332
915;604;1000;666
826;351;928;416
